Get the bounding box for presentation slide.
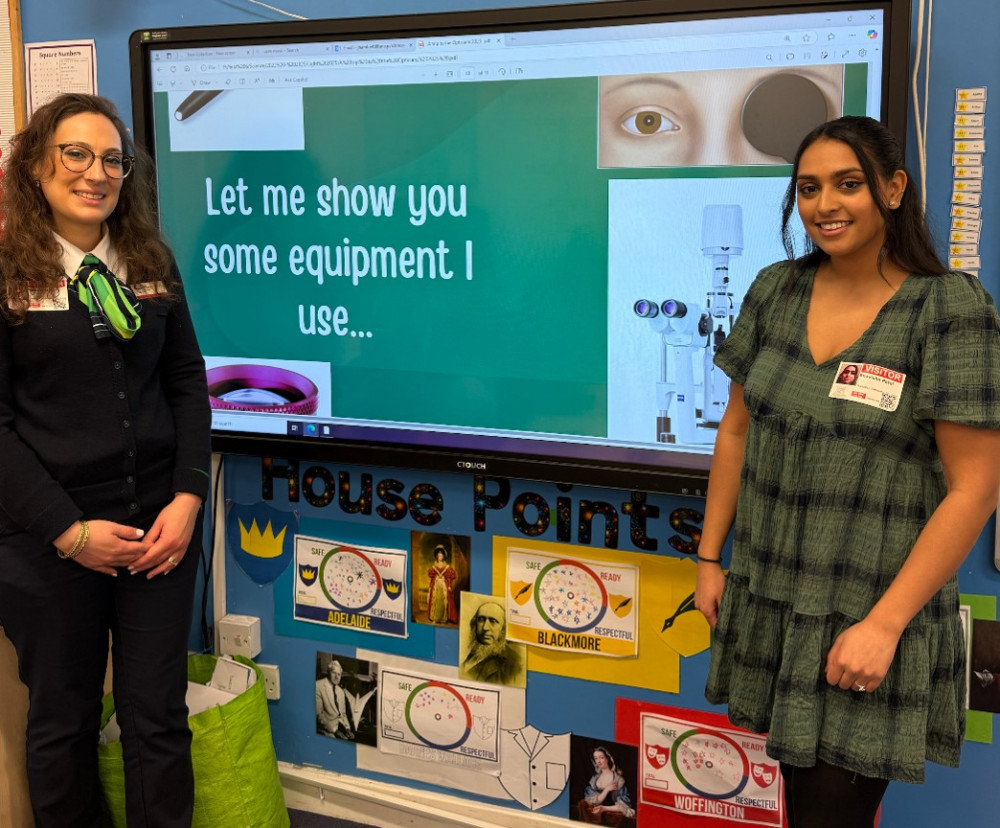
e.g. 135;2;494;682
145;12;879;464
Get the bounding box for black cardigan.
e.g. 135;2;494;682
0;263;211;545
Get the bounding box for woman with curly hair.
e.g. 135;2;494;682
0;93;211;827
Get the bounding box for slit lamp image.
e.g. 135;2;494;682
633;204;742;445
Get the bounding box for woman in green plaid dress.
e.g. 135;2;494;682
694;117;1000;827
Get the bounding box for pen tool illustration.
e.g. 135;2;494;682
174;90;223;121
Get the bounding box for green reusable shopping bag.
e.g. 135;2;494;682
98;654;289;828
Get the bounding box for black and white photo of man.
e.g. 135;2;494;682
315;652;379;745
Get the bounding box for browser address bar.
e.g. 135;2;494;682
193;54;461;73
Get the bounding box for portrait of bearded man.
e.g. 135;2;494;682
460;599;525;686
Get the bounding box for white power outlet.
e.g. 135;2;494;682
258;663;280;700
217;614;261;658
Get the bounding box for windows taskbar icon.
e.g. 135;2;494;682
287;422;334;438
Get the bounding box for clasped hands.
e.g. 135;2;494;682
53;493;202;578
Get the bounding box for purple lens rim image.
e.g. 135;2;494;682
206;363;320;415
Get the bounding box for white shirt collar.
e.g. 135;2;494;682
54;227;127;282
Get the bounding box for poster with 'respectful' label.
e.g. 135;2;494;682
379;667;502;775
505;548;638;657
294;534;408;637
640;710;784;826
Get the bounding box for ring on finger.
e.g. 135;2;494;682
167;555;179;567
854;683;867;692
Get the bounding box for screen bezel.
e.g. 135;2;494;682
129;0;911;494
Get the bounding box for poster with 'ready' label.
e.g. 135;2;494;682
640;710;784;826
294;535;408;637
505;548;638;657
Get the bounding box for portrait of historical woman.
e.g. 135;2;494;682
410;532;469;626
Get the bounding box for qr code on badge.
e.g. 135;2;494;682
879;392;897;410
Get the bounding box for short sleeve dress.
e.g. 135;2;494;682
705;260;1000;784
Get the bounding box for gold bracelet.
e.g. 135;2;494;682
61;522;86;559
71;521;90;558
58;520;90;560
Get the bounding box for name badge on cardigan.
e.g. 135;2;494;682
26;278;70;311
132;281;168;300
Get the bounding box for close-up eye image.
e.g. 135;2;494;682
599;65;844;168
619;105;682;136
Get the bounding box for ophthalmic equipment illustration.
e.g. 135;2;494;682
633;204;743;445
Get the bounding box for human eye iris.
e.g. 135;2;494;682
620;106;679;136
103;154;124;170
62;146;91;162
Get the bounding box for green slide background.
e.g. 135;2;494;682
156;79;610;436
154;65;868;438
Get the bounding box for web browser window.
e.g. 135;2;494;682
141;7;889;479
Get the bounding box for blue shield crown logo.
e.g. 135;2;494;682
226;501;297;585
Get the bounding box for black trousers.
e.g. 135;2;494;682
780;759;889;828
0;521;201;828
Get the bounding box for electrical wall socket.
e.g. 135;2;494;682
217;614;261;658
258;663;280;700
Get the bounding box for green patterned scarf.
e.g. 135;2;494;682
73;254;143;341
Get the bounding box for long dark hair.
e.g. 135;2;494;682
0;93;173;323
779;116;946;286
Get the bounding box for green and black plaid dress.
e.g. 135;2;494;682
706;260;1000;783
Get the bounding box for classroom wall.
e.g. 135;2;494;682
0;634;31;828
13;1;1000;825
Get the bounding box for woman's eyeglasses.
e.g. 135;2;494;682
51;143;134;179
